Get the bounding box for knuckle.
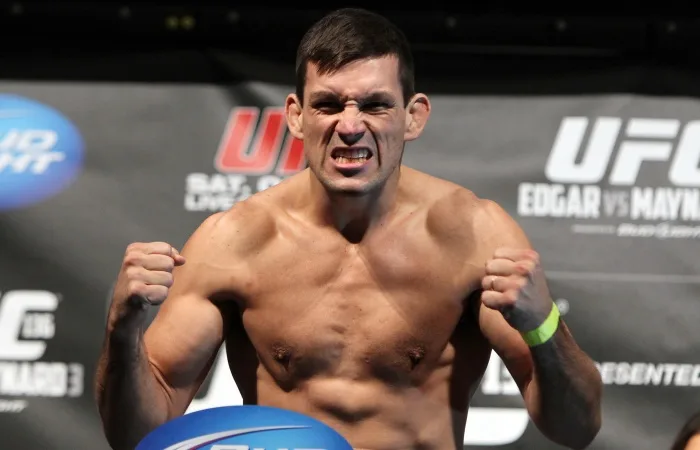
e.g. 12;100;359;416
127;280;145;296
517;260;535;274
162;257;175;271
504;290;519;302
148;285;169;302
123;251;142;267
499;278;512;290
124;265;143;279
149;255;174;272
126;242;142;254
154;241;172;253
480;291;496;304
162;273;174;287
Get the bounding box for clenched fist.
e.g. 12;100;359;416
109;242;186;323
481;247;554;333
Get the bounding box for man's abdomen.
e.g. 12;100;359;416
232;246;490;448
255;372;464;450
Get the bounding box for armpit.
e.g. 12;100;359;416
460;289;483;326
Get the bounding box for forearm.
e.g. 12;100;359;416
95;313;171;450
525;322;602;449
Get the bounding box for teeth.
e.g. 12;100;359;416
337;156;368;164
336;148;369;159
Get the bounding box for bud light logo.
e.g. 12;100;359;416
0;94;84;211
136;405;354;450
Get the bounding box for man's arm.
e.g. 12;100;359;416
95;212;234;450
473;200;602;449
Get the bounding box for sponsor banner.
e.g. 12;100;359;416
185;107;303;213
1;54;699;450
0;94;84;212
517;116;700;239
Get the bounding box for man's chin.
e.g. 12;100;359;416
321;177;380;197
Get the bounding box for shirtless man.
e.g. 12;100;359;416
95;8;602;450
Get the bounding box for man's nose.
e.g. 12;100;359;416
336;108;366;146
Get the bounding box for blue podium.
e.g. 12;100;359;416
136;405;353;450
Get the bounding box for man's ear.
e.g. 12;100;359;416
285;94;304;140
404;93;431;141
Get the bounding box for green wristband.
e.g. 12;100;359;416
520;303;560;347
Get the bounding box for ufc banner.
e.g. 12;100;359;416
1;53;699;450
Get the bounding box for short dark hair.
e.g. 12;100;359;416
295;8;415;105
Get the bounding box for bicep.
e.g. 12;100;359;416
144;290;226;410
143;214;231;413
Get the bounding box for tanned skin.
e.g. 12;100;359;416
96;56;602;450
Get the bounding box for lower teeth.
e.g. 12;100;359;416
336;157;367;164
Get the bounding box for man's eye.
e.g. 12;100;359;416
363;102;390;110
315;102;341;111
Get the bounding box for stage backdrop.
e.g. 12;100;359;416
0;50;699;450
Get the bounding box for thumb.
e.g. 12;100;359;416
171;247;186;266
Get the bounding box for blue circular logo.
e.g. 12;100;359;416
0;94;84;211
136;405;354;450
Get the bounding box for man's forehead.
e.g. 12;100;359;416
305;57;402;98
306;55;399;74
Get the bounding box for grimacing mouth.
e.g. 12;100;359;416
330;147;374;160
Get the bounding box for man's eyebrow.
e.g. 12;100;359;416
308;91;337;103
308;90;397;103
361;91;396;103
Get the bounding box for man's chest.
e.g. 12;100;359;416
232;231;485;381
251;220;480;289
244;229;480;318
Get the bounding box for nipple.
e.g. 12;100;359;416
408;346;426;369
272;343;292;367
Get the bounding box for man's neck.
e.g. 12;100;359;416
306;169;400;243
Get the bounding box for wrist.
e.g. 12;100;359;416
107;298;148;341
520;302;560;347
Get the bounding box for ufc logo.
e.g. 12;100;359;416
215;107;305;175
544;117;700;186
0;290;58;360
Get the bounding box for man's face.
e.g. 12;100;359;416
296;56;410;195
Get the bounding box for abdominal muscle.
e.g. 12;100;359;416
254;370;463;450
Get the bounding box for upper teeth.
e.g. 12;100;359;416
339;149;369;158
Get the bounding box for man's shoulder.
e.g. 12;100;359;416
200;170;303;233
417;181;530;262
450;190;519;236
186;194;279;257
403;166;495;205
405;171;493;220
408;169;517;238
437;188;530;251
